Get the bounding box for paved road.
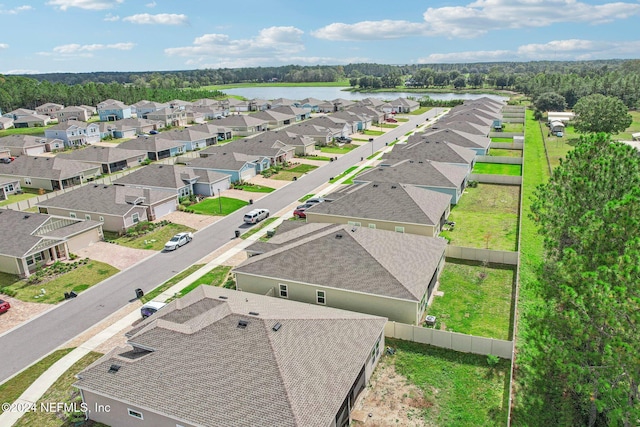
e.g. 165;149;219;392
0;110;436;383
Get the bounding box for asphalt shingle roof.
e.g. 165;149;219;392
75;286;386;427
356;159;468;189
417;128;491;151
57;145;147;163
0;156;99;180
114;164;227;189
385;139;477;165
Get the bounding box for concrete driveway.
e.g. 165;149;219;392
158;211;221;230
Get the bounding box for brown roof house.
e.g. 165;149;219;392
0;156;102;191
74;286;386;427
235;223;447;324
305;181;451;237
37;184;177;233
0;209;102;277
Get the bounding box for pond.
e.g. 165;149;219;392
220;87;509;102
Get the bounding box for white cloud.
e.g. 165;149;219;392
104;13;119;21
123;13;188;25
146;1;156;7
38;42;134;58
165;26;305;59
3;69;41;74
47;0;123;11
0;5;33;14
418;39;640;63
0;43;8;49
313;0;640;40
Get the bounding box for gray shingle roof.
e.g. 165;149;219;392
307;182;451;225
235;223;446;301
186;151;259;171
75;286;386;427
387;139;477;164
57;145;147;163
216;114;269;127
356;159;468;189
418;128;491;151
0;135;59;149
118;136;186;153
113;164;206;190
431;120;489;135
0;156;99;180
36;184;175;216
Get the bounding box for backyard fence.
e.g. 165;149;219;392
476;156;523;165
469;174;523;185
490;132;524;138
445;246;519;265
384;321;513;360
501;117;525;123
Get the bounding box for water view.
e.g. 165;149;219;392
221;86;509;102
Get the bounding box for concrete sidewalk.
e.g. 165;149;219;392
0;142;387;427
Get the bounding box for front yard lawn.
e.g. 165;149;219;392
440;184;520;251
320;143;359;154
379;338;509;427
269;164;318;181
427;259;516;340
190;196;249;215
170;265;234;300
473;162;522;176
342;166;371;184
363;129;385;136
104;222;196;250
1;260;119;303
409;107;431;115
329;166;358;183
241;216;278;240
141;263;205;303
232;184;275;193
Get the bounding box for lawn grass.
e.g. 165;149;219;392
104;223;196;250
367;151;382;160
190;196;249;215
329;166;358;183
342;166;371;184
0;189;41;207
169;265;233;300
379;123;398;128
488;149;522;158
363;129;384;136
408;107;431;115
319;143;358;154
241;216;279;240
385;338;510;426
14;351;106;427
440;184;520;251
491;137;513;143
269;164;318;181
299;194;314;203
232;184;275;193
2;261;118;304
0;348;75;415
612;110;640;140
0;127;50;138
473;162;522;176
543;124;579;169
501;123;524;133
0;271;22;288
427;259;516;340
140;264;205;303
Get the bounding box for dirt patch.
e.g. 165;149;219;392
354;357;433;427
247;174;291;189
74;242;155;271
157;211;221;231
0;296;52;336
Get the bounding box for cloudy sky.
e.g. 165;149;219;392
1;0;639;74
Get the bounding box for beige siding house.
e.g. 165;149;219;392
235;223;447;325
75;286;386;427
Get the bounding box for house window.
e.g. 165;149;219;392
69;212;76;218
99;216;104;222
347;221;361;227
5;184;14;192
394;226;405;233
371;334;382;365
127;409;144;420
132;213;140;223
316;290;326;305
368;223;376;229
24;178;32;185
84;214;91;220
279;284;288;298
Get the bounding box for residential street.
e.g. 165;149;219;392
0;110;435;384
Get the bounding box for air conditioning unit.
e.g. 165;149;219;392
424;315;436;327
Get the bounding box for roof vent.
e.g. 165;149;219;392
158;165;163;168
418;161;424;164
219;295;228;299
272;322;282;332
237;320;249;329
108;364;121;374
351;227;357;232
391;185;397;189
93;184;98;188
23;215;30;219
335;233;343;239
409;160;414;163
248;311;259;316
372;184;378;187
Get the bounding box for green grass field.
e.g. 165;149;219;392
384;338;510;426
0;126;50;138
543;124;579;169
190;196;249;215
363;129;384;136
319;143;359;154
104;223;195;250
491;137;513;143
140;264;205;303
440;184;520;251
1;261;118;303
329;166;357;183
170;265;234;300
232;184;275;193
427;259;516;340
269;164;318;181
613;110;640;140
488;149;522;158
473;162;522;176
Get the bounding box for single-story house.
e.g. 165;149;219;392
270;98;297;108
286;123;334;145
415;128;491;155
0;209;103;277
187;105;228;120
251;109;296;129
332;98;356;111
113;164;230;197
37;184;177;233
135;102;170;118
218;135;296;165
0;135;65;156
270;105;311;121
305;182;451;237
249;98;270;111
75;286;386;427
3;108;35;120
249;129;315;156
330;110;372;132
44;120;101;147
158;127;216;151
35;102;64;117
13;114;51;128
385;139;478;171
188;122;232;142
0;156;102;191
103;118;162;139
355;159;469;204
304;116;352;141
0;177;21;201
298;97;325;112
54;106;91;122
215;115;268;136
346;105;385;124
449;105;501;121
430;120;490;136
97;99;132;122
223;97;250;112
388;97;420;113
0;117;14;130
145;108;187;128
118;136;186;160
236;222;447;325
57;145;148;174
168;99;191;110
186;151;269;183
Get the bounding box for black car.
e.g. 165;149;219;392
335;136;352;143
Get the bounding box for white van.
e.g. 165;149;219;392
140;301;167;318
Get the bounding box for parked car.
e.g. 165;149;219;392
149;129;159;135
293;206;308;219
0;299;10;314
0;157;14;164
140;301;166;318
243;208;269;224
305;197;324;205
386;118;398;123
164;232;193;251
335;136;352;143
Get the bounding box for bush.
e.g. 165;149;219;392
467;180;479;188
0;287;17;297
487;354;500;366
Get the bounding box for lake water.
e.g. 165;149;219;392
221;87;508;102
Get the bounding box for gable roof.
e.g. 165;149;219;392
356;159;468;189
186;150;260;171
216;114;269;128
387;139;477;164
46;120;98;132
237;223;446;301
432;119;489;135
418;128;491;151
114;164;227;189
75;286;385;427
307;182;451;226
0;135;61;149
57;145;147;163
0;156;99;180
118;135;186;153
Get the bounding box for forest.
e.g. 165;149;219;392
2;59;640;113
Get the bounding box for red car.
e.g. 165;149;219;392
386;118;398;123
293;207;307;218
0;299;10;314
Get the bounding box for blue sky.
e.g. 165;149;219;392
1;0;640;74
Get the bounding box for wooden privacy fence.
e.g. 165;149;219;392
384;321;513;360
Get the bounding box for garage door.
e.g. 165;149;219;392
66;228;102;253
240;168;255;181
152;200;177;219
